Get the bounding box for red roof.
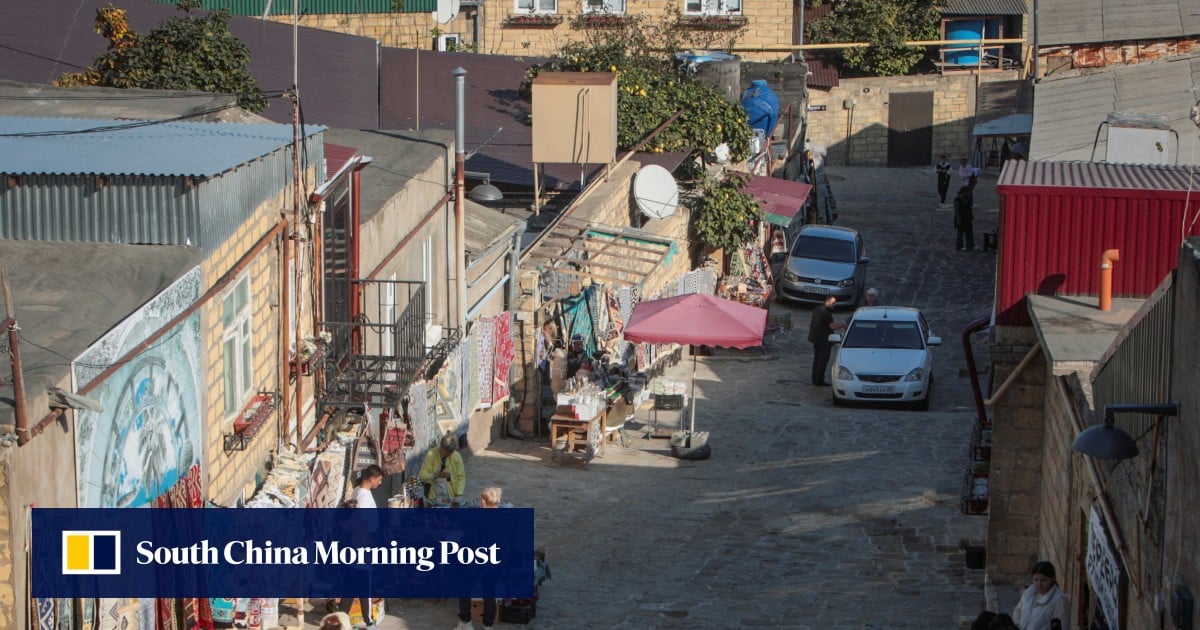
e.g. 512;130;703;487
324;143;360;181
742;175;814;220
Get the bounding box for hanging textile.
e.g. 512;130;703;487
457;342;472;433
36;598;54;630
55;595;72;630
432;345;464;438
380;407;410;476
476;317;496;407
465;331;483;414
156;598;177;630
309;442;348;508
588;284;609;346
407;380;432;470
492;312;514;403
78;598;97;630
561;289;596;356
535;325;549;373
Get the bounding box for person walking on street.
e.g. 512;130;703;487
954;186;975;252
337;465;384;629
1012;561;1070;630
936;155;952;205
455;487;505;630
808;295;845;386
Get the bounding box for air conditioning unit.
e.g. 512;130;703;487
436;34;461;52
425;323;444;350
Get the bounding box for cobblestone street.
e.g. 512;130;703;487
307;165;1001;629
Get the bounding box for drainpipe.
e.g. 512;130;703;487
453;67;468;330
1099;249;1119;311
962;314;991;426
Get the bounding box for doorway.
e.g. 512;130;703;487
887;91;933;167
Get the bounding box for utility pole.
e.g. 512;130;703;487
1;270;28;446
289;87;305;448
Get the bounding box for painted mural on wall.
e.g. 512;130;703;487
73;268;204;508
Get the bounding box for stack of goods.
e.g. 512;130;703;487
244;452;310;508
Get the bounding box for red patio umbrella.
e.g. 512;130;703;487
624;293;767;434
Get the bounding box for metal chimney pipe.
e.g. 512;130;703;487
453;67;468;330
1099;249;1119;311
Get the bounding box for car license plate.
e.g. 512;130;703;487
807;285;829;295
863;385;895;393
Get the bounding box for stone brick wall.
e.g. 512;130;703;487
803;72;1019;167
271;0;792;62
986;326;1047;585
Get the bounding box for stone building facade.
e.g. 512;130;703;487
803;72;1020;167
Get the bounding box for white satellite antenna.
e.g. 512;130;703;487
435;0;461;25
633;165;679;220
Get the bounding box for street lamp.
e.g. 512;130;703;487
1072;403;1180;460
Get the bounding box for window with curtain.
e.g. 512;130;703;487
584;0;625;13
516;0;558;13
684;0;740;14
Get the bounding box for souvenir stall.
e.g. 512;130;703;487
717;242;773;309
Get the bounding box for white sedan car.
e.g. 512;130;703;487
828;306;941;410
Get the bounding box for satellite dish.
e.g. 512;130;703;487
435;0;461;24
633;165;679;220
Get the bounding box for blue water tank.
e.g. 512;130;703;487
946;19;984;65
740;79;779;136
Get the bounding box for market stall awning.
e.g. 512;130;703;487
742;175;814;227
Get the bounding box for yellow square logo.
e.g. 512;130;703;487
61;531;121;575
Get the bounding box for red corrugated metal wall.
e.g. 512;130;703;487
996;186;1199;325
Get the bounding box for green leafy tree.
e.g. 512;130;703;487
55;0;267;112
805;0;942;76
691;173;762;252
522;8;752;161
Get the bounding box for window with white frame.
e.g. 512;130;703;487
421;236;434;322
584;0;625;13
222;275;254;418
685;0;740;14
516;0;557;13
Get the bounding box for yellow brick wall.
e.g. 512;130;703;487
0;456;12;629
200;169;319;506
271;0;792;61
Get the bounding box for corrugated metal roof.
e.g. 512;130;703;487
1030;58;1200;162
1039;0;1193;45
0;116;325;177
997;159;1200;192
805;55;840;89
941;0;1026;15
465;199;522;259
324;143;360;180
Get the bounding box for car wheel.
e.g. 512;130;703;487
832;392;845;407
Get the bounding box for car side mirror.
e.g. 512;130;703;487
828;333;843;344
858;256;870;264
927;335;942;346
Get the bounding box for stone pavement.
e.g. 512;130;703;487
298;165;1000;629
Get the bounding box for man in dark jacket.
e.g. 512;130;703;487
935;155;952;206
954;186;975;251
808;295;846;386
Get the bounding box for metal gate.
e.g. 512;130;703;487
887;91;933;167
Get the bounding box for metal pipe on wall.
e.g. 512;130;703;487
454;67;469;330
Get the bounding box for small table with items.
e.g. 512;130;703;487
549;409;605;464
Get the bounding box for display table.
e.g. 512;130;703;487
550;410;605;463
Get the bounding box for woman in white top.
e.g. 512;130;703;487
1012;561;1071;630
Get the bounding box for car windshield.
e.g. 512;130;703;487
842;320;925;350
791;235;856;263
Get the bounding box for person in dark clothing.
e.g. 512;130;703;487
807;295;845;386
954;186;975;252
936;155;952;205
